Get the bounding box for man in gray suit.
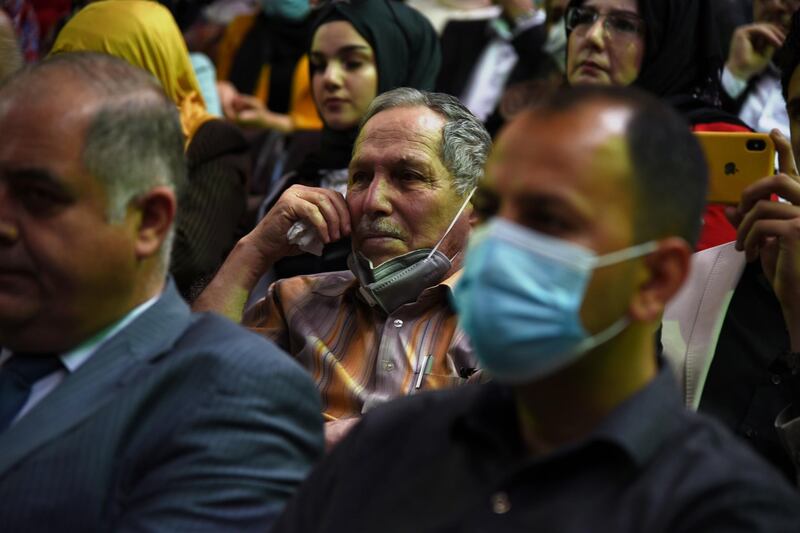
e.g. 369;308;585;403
0;52;323;531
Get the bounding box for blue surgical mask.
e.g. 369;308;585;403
452;218;657;384
260;0;310;21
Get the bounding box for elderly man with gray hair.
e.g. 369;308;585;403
196;88;491;447
0;52;323;531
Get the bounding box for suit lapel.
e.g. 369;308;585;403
0;281;193;478
662;243;745;409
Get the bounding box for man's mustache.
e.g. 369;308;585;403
355;217;407;240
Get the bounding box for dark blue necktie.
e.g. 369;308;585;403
0;354;63;432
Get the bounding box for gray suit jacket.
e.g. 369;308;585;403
0;280;324;532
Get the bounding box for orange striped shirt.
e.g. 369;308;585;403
243;270;475;420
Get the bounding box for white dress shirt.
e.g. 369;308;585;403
461;11;546;122
722;65;790;137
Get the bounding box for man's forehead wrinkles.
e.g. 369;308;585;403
352;146;437;167
360;129;439;147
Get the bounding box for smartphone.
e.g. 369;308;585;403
695;131;775;205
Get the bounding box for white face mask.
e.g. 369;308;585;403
544;20;567;73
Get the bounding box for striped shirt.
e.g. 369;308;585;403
243;270;476;420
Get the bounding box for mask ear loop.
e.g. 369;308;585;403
426;187;477;261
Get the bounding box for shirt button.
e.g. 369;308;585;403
393;319;404;328
491;492;511;514
383;360;395;372
771;374;782;385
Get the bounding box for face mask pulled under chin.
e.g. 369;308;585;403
452;217;657;384
348;188;476;314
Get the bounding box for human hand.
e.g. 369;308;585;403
728;129;800;348
230;93;267;123
495;0;536;21
324;418;360;451
216;80;241;120
231;93;294;133
242;185;351;266
726;23;786;81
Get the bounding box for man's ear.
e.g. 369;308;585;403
467;203;480;228
130;186;176;261
629;237;692;322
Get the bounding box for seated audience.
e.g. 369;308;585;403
194;88;490;447
720;0;799;136
0;8;21;80
436;0;565;136
271;85;800;533
712;0;756;58
52;0;251;300
407;0;500;34
662;10;800;486
216;0;321;133
248;0;442;280
565;0;749;250
0;53;322;531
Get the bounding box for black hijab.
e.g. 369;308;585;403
308;0;442;170
566;0;737;123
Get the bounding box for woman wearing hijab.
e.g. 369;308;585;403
253;0;442;279
564;0;750;249
52;0;250;300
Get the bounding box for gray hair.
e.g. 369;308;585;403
1;52;186;271
359;88;491;196
0;11;22;82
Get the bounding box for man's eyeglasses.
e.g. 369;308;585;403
565;6;645;39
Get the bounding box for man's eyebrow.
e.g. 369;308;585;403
0;167;74;195
0;166;61;184
512;191;585;217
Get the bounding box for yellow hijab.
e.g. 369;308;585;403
52;0;213;147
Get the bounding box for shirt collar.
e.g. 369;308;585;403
59;294;160;373
0;294;160;373
455;362;684;469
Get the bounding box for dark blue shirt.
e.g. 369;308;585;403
274;366;800;532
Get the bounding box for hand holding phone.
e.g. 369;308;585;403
695;131;775;205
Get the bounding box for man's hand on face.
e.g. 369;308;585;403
243;184;351;268
728;129;800;349
726;23;787;81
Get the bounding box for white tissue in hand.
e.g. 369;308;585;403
286;220;324;256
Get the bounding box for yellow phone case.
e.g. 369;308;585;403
695;132;775;205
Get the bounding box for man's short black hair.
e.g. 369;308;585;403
529;85;708;246
780;11;800;101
